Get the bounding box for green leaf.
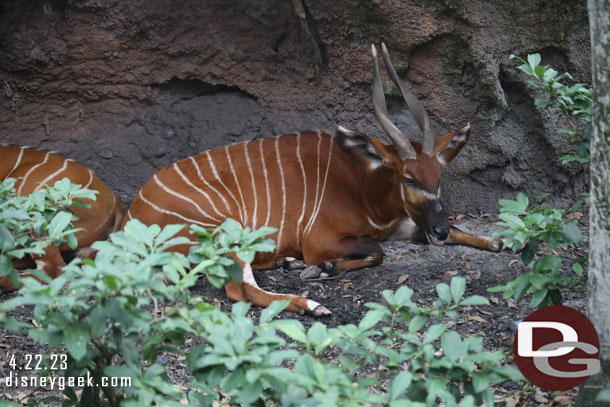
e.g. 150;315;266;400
534;255;561;273
260;300;290;324
516;193;529;211
408;315;427;333
460;295;489;306
521;239;539;265
441;331;465;362
572;262;584;276
595;387;610;402
48;211;73;239
423;324;447;344
498;213;526;230
527;53;541;69
390;371;412;400
359;310;384;331
64;325;90;360
472;372;490;393
277;322;307;343
560;221;582;244
436;283;452;305
0;225;15;251
450;277;466;303
307;322;331;354
531;289;549;308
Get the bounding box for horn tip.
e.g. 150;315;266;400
371;43;377;56
337;125;354;134
381;42;388;54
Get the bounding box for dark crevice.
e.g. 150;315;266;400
300;0;328;67
150;77;258;102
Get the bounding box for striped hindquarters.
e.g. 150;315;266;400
1;145;123;247
1;146;95;194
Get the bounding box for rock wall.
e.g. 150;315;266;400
0;0;590;212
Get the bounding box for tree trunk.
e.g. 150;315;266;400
577;1;610;405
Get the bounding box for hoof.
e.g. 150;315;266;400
300;265;322;280
277;258;308;271
287;260;308;271
490;238;503;252
312;305;332;316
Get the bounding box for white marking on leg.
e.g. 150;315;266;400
259;139;272;227
244;142;258;229
189;156;230;214
305;133;333;235
275;137;286;252
33;158;68;192
6;147;25;178
225;146;248;225
18;151;50;194
173;162;224;219
153;174;220;222
296;133;307;246
242;262;258;287
304;132;322;234
138;190;213;227
206;151;243;223
306;299;321;311
243;263;314;310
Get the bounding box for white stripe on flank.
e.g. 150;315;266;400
18;151;50;194
6;147;25;178
127;209;133;220
138;190;214;227
189;156;230;213
367;216;396;230
173;162;224;219
153;174;220;222
295;133;307;246
306;134;334;235
259;139;272;227
275;137;287;252
84;169;94;189
33;158;68;192
304;132;323;234
225;146;248;226
206;151;243;223
244;142;258;229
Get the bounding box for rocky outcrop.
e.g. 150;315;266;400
0;0;590;212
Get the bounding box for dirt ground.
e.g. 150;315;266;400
0;215;587;406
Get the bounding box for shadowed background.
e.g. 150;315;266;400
0;0;590;212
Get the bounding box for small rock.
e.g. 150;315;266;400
99;148;113;159
502;380;520;389
509;319;523;332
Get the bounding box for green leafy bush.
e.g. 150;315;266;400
1;219;521;406
511;53;592;163
492;54;591;309
0;177;97;288
490;193;585;308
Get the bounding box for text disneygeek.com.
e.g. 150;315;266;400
1;353;131;391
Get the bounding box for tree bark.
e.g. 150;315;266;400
577;1;610;405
